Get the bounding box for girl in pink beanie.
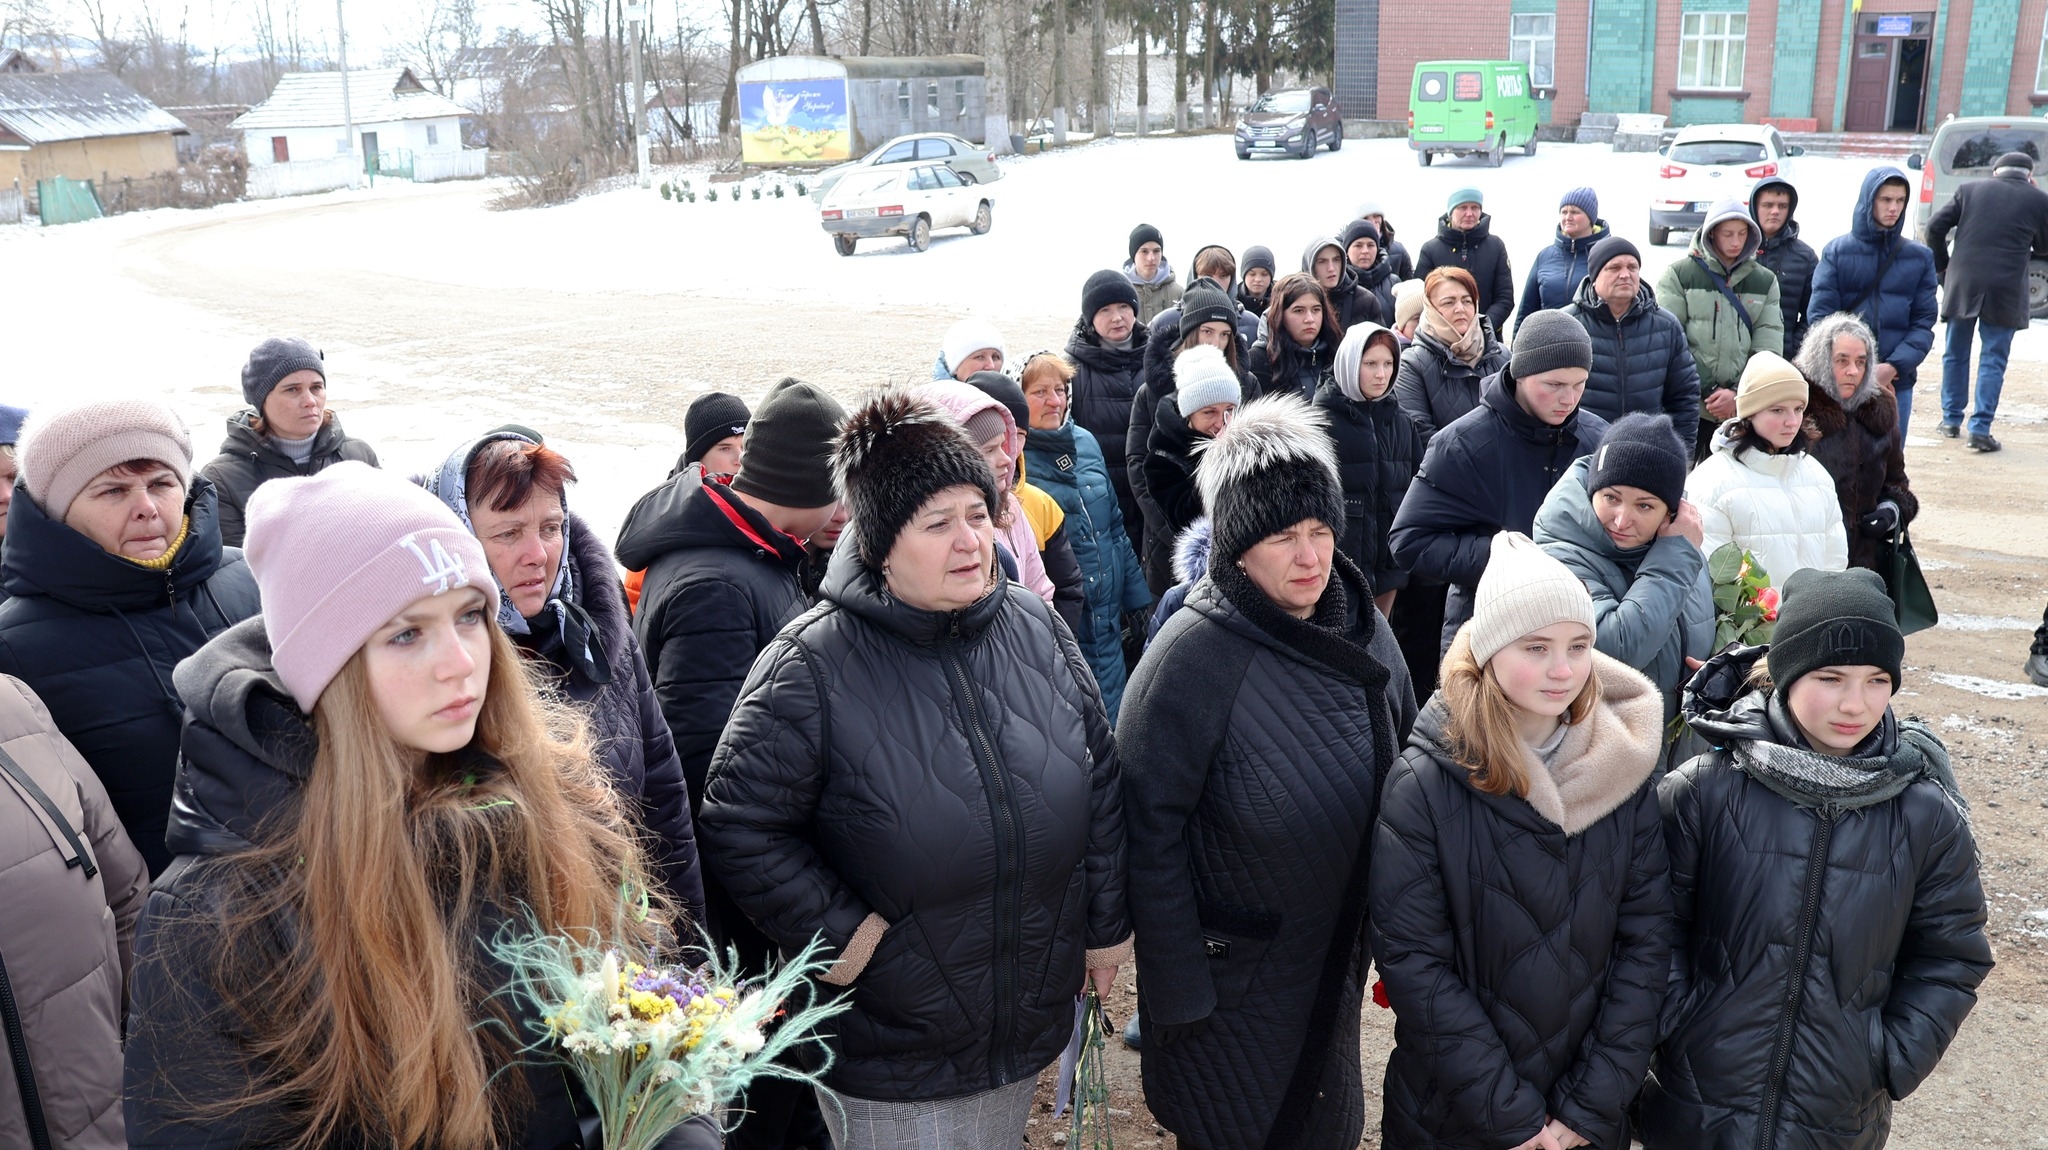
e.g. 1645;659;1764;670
123;460;711;1150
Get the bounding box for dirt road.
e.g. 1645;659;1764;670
15;183;2045;1148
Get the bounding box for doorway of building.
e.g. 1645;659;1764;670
1846;13;1933;133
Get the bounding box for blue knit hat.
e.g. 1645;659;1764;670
0;404;26;446
1560;187;1599;218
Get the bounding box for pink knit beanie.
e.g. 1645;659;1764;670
244;461;497;713
16;399;193;519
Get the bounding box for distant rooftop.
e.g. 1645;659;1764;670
232;68;470;131
0;69;186;145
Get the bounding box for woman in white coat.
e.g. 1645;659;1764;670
1684;351;1847;586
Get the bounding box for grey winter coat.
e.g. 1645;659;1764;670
1533;456;1715;723
197;410;380;547
1924;166;2048;329
0;674;148;1150
1120;556;1414;1150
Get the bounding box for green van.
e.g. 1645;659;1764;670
1409;60;1540;168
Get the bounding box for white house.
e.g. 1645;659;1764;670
234;67;467;168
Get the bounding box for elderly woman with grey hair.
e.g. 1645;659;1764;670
1796;311;1919;574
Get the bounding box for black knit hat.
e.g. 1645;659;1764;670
1587;412;1688;519
242;337;325;408
1129;223;1164;258
834;390;1001;570
1510;310;1594;379
1196;393;1345;564
962;371;1029;432
1178;286;1239;343
1340;218;1382;249
1767;567;1904;691
731;378;846;509
683;391;751;465
1081;269;1141;322
1586;235;1642;280
1240;246;1276;276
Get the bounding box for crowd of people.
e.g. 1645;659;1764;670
0;153;2033;1150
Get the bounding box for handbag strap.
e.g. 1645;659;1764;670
1691;256;1755;334
0;745;95;879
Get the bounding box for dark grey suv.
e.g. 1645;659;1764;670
1236;87;1342;160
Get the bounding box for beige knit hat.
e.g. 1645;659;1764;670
16;398;193;519
1467;531;1597;666
1735;351;1809;419
1393;279;1427;329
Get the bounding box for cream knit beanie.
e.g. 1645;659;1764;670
16;399;193;520
1736;351;1809;419
1467;531;1597;666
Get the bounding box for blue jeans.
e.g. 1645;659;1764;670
1940;315;2016;437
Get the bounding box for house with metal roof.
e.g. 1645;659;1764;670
0;69;185;192
234;67;469;171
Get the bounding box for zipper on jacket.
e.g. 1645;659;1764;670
1757;808;1835;1150
0;947;54;1150
942;634;1024;1085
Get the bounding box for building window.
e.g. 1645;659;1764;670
426;123;439;146
955;78;968;117
898;80;911;118
1678;11;1748;90
1509;13;1556;89
926;80;940;117
2036;15;2048;91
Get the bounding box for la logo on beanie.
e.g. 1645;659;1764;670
401;534;470;594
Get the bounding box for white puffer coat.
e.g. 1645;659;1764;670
1684;422;1847;586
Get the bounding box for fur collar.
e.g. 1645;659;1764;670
1807;378;1896;440
1515;650;1664;835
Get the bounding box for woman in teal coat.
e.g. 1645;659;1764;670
1018;350;1152;720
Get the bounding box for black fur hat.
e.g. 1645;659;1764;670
1195;393;1345;564
833;390;1001;570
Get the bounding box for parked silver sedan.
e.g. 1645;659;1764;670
808;133;1003;201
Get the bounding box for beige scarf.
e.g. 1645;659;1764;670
1420;300;1486;367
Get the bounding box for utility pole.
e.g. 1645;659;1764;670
628;0;648;186
336;0;357;186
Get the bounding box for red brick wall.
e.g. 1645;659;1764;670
1550;0;1592;124
1375;0;1513;123
1812;0;1848;129
1933;0;1976;123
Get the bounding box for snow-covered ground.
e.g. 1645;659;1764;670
4;132;2044;543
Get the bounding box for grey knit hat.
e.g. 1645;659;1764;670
732;378;847;509
241;337;326;408
1195;393;1343;563
1510;310;1594;379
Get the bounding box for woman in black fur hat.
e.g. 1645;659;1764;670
694;390;1131;1149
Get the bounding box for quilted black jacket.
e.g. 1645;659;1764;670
1119;558;1415;1150
1390;321;1510;443
197;411;380;547
1640;647;1992;1150
1067;319;1152;551
1561;279;1703;452
694;547;1129;1102
1314;380;1425;596
1370;666;1672;1150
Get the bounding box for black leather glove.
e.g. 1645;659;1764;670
1857;502;1900;539
1147;1014;1213;1048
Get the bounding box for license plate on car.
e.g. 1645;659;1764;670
1691;201;1712;211
1419;125;1444;133
846;207;877;217
1255;141;1279;148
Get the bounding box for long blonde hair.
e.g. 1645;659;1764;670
200;624;664;1149
1438;629;1600;797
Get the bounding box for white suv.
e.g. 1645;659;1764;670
1649;124;1803;246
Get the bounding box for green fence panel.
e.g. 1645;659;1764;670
35;177;103;225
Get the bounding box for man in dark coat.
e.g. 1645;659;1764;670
1924;151;2048;452
1751;176;1819;358
0;401;259;877
1389;311;1610;654
1562;236;1702;450
1414;187;1516;333
1809;166;1939;438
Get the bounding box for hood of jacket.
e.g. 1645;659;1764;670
166;616;317;856
613;465;709;570
1332;322;1403;404
1687;197;1762;270
1122;256;1178;287
1570;274;1660;324
1301;236;1361;295
1795;312;1886;412
1850;165;1913;246
1066;316;1151;373
1171;516;1213;584
817;537;1013;647
1433;210;1495;249
916;379;1024;464
1749;176;1802;248
1532;455;1654;574
0;472;230;612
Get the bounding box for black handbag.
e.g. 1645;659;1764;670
1881;528;1939;635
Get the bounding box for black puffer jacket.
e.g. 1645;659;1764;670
1391;321;1509;442
518;513;703;923
1414;212;1516;332
0;477;259;876
127;619;724;1150
1067;320;1152;551
1371;652;1672;1150
1387;370;1609;651
1751;178;1820;357
1139;395;1214;588
1129;326;1258;593
1561;278;1703;451
1357;250;1401;325
197;411;380;547
1120;557;1414;1150
1314;379;1425;595
695;548;1130;1102
1246;330;1337;401
1642;647;1992;1150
